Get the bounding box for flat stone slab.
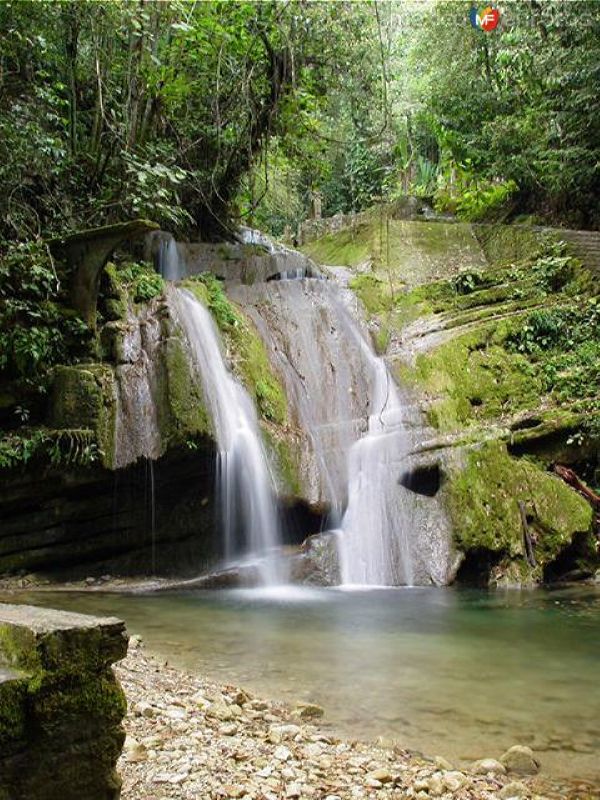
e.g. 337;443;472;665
0;602;124;633
0;602;128;672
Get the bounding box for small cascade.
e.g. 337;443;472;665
171;287;286;586
337;337;414;586
157;235;186;281
232;275;455;586
240;226;322;280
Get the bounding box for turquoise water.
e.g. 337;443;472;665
8;584;600;782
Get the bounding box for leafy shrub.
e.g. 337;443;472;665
0;241;91;387
454;271;485;295
0;428;100;470
505;298;600;413
118;261;165;303
190;273;238;329
434;168;517;222
508;309;568;354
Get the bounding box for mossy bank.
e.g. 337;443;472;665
310;214;599;586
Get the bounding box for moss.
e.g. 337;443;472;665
184;275;287;427
32;671;126;724
182;274;299;491
162;335;212;443
0;675;28;745
263;428;302;496
474;223;543;266
397;321;541;432
349;274;392;315
48;364;116;468
301;223;373;267
447;441;593;574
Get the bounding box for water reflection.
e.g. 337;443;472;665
4;585;599;781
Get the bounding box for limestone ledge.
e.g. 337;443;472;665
0;603;128;800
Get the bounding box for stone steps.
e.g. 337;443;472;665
555;229;600;274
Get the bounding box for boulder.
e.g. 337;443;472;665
0;603;129;800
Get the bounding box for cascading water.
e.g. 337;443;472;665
157;236;186;281
232;272;455;587
336;335;414;586
170;287;285;586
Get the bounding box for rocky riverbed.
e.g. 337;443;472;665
115;639;597;800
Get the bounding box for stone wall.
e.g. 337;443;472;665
0;603;128;800
298;197;430;245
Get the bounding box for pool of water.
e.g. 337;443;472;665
6;584;599;782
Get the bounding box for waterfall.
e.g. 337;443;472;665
157;236;186;281
171;288;285;586
337;336;414;586
231;276;455;587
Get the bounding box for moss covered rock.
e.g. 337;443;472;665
446;441;593;583
49;365;117;468
0;603;128;800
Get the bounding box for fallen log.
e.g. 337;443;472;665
553;464;600;508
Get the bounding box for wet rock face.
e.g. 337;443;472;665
291;532;341;586
0;445;217;579
0;603;129;800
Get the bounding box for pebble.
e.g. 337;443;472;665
499;780;529;798
113;645;575;800
293;702;325;719
274;745;293;762
471;757;507;775
366;769;392;784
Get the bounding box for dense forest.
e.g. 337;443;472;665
1;4;600;799
1;0;599;245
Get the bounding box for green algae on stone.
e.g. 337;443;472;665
446;441;593;576
474;223;543;267
303;218;486;286
397;322;540;433
160;334;212;444
183;275;288;427
49;364;118;468
0;673;28;747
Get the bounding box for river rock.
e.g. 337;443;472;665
124;736;148;763
442;770;468;791
499;780;529;799
500;745;540;775
434;756;454;770
274;745;293;762
367;768;393;784
293;701;324;719
471;758;507;775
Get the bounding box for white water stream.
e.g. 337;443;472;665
337;328;415;586
171;288;285;586
232;275;453;587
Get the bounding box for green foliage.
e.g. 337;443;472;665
409;0;600;227
0;241;90;389
0;428;99;470
0;1;380;240
118;261;165;303
191;274;238;329
435;172;518;222
506;298;600;414
454;271;485;295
